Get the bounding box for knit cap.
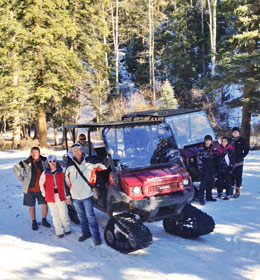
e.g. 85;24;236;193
47;155;57;162
71;143;82;150
232;127;240;132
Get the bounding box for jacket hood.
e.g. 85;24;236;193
217;144;233;154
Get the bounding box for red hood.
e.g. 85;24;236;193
119;164;189;199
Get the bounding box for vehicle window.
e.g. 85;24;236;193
165;111;215;148
103;123;180;170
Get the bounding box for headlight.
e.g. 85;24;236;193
183;178;190;186
130;186;142;195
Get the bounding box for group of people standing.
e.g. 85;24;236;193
13;134;106;245
197;127;249;205
13;128;249;242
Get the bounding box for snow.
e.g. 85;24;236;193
218;84;260;129
0;149;260;280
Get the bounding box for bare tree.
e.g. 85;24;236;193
149;0;155;103
207;0;217;76
111;0;119;96
199;0;206;76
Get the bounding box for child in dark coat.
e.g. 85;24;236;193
215;137;235;200
197;135;217;205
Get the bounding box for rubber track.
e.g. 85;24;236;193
163;203;215;239
104;213;152;254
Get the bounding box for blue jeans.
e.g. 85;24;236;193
73;197;100;241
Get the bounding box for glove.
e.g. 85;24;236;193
63;154;68;162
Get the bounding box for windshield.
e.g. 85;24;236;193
103;123;181;170
165;111;216;148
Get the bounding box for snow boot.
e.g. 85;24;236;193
78;233;91;242
223;195;231;200
199;199;205;205
32;220;38;231
206;197;217;202
93;239;102;246
42;218;51;228
233;187;241;199
216;193;224;199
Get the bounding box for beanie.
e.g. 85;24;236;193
232;127;240;132
47;155;57;162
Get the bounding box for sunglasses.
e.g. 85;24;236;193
49;160;56;163
79;138;86;141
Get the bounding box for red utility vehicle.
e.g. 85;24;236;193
122;109;217;196
65;120;215;253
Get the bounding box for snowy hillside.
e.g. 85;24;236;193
0;149;260;280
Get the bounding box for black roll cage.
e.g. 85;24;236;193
121;109;200;121
65;120;163;187
64;120;162;152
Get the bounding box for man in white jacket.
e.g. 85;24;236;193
65;143;106;245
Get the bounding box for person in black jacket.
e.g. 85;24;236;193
215;137;235;200
197;135;217;205
230;127;250;198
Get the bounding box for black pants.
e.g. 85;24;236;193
217;171;233;196
198;173;214;200
232;164;243;187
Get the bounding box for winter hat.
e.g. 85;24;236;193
232;127;240;132
71;143;82;150
47;155;57;162
204;135;213;141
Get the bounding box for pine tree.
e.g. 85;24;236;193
67;0;110;122
2;0;87;147
160;80;178;109
0;1;34;148
216;0;260;142
150;0;208;106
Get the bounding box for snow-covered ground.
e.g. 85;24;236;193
0;149;260;280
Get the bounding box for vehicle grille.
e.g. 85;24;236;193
148;182;181;195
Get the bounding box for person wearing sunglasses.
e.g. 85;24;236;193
67;133;97;159
39;155;71;238
65;143;106;245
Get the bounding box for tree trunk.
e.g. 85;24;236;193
241;88;251;145
200;0;206;76
149;0;156;104
33;125;38;140
12;113;21;149
37;107;47;148
102;4;109;87
207;0;217;76
54;125;59;146
27;125;31;138
111;1;119;96
241;39;257;145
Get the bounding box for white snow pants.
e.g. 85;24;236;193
48;194;71;236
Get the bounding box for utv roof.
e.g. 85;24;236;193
122;109;201;120
65;120;162;129
64;120;163;151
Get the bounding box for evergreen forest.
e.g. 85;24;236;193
0;0;259;148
